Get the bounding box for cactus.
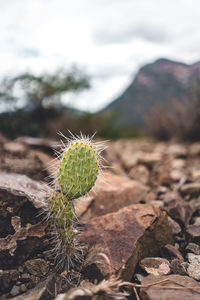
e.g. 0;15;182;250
47;132;103;271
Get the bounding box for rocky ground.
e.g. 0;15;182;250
0;135;200;300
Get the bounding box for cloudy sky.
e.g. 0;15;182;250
1;0;200;112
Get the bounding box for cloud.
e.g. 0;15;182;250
93;23;170;45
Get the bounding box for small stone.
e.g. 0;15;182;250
187;253;200;264
150;200;164;208
140;257;170;276
186;243;200;255
129;165;149;185
170;170;183;181
167;216;181;235
10;285;20;296
186;224;200;240
187;263;200;280
19;284;27;292
167;144;187;157
157;186;168;195
21;273;30;279
170;259;187;275
171;159;185;169
180;182;200;195
24;258;49;277
189;143;200;156
194;217;200;225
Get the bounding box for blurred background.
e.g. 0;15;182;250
0;0;200;140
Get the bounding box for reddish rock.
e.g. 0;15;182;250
84;173;149;218
140;274;200;300
80;204;172;280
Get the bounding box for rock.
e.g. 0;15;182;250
149;200;164;208
11;274;55;300
189;143;200;156
186;224;200;241
167;216;181;235
187;253;200;264
180;182;200;195
3;142;27;154
140;274;200;300
170;259;187;275
0;269;19;293
187;263;200;281
187;254;200;280
164;194;196;226
186;243;200;255
167;144;188;157
0;173;51;270
129;165;150;185
15;136;57;154
194;217;200;225
84;172;149;218
24;259;49;277
140;257;170;276
137;152;162;167
170;170;184;181
0;172;52;209
162;244;184;261
80;204;172;281
10;285;20;296
171;159;185;169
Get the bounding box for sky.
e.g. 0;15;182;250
0;0;200;112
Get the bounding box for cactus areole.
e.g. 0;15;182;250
58;140;99;199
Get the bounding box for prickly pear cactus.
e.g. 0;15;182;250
47;133;104;271
49;192;74;249
58;140;99;199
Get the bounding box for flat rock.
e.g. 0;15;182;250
0;172;52;209
180;182;200;195
140;274;200;300
80;204;172;281
0;173;51;268
85;172;149;218
140;257;170;276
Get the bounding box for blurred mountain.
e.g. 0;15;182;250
100;58;200;127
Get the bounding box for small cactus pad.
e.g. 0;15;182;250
49;192;74;248
58;140;99;199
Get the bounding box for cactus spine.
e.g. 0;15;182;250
48;133;102;270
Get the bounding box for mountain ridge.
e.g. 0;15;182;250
100;58;200;127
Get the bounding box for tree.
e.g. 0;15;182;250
0;67;90;137
0;67;90;112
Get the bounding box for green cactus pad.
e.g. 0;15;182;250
58;140;99;199
49;192;74;248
